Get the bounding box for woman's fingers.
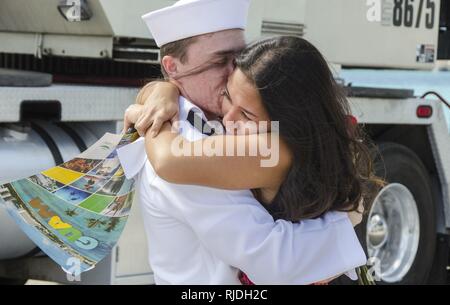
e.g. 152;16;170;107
122;122;130;135
122;114;129;134
122;105;140;134
134;104;156;136
149;118;165;138
135;115;154;137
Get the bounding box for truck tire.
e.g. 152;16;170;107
358;142;437;284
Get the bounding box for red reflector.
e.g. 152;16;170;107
348;115;358;126
417;105;433;118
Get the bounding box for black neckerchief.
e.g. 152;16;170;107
186;110;219;136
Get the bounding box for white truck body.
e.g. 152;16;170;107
0;0;449;284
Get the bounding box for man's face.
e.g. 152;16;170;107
173;29;246;118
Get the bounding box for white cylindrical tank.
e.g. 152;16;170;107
0;122;98;259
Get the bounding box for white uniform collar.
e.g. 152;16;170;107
179;96;207;122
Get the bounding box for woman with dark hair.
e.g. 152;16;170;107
126;36;383;283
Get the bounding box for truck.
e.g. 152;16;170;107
0;0;449;285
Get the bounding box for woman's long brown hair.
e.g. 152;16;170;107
236;36;385;221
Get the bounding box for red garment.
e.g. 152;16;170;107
238;270;329;285
238;270;254;285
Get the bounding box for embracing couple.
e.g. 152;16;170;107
117;0;383;285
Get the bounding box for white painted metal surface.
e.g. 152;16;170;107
349;97;437;125
0;85;138;122
0;0;441;69
0;122;99;260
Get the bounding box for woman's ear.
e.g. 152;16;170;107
161;55;178;78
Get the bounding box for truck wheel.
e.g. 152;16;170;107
358;142;436;284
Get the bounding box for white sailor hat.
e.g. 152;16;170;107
142;0;251;47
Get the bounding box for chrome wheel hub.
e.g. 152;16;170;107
366;183;420;283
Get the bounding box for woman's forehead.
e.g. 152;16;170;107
229;69;254;90
228;70;264;109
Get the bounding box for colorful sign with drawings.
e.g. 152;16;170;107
0;129;140;276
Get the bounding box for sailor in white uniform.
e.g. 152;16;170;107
116;0;367;285
117;98;366;284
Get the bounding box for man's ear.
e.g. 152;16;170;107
161;55;179;78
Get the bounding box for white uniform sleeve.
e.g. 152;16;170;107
152;178;367;285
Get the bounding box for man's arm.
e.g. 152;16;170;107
152;177;367;285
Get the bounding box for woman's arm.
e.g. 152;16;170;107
145;122;293;190
123;81;180;136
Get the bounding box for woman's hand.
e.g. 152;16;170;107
122;104;144;134
123;81;180;137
